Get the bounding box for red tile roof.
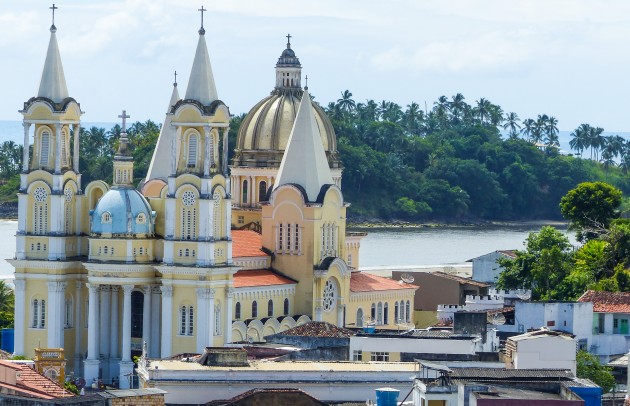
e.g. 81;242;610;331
350;272;417;292
232;230;268;258
0;360;73;399
277;321;354;338
578;290;630;313
233;269;296;288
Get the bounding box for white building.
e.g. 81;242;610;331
504;329;577;374
469;250;516;285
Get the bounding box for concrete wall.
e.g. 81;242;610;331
276;346;349;361
265;334;349;350
349;335;477;357
513;336;577;374
398;272;484;311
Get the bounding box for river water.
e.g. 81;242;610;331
0;220;573;278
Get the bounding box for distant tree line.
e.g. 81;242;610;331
0;91;628;221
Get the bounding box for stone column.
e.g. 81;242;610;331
142;286;152;349
337;304;345;328
225;288;233;344
119;285;134;389
73;124;80;173
74;280;83;374
203;127;211;177
84;283;100;385
170;126;178;177
314;306;323;322
208;289;215;346
150;286;161;358
160;286;173;358
99;286;111;358
54;123;62;174
22;123;30;172
110;286;120;359
13;280;25;355
196;288;209;353
47;281;66;348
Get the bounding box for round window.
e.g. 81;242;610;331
34;187;48;203
182;191;196;207
322;279;337;312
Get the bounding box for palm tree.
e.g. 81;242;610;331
448;93;466;123
620;152;630;174
474;98;491;124
521;118;535;141
569;124;590;157
545;116;559;143
601;150;616;181
488;104;504;128
404;102;423;136
337;90;356;113
588;126;605;161
503;112;521;139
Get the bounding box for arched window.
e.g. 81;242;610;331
377;302;383;325
406;300;411;323
32;299;39;328
181;191;197;240
395;302;399;323
33;187;49;235
283;298;289;316
235;302;241;319
102;212;111;223
61;129;68;166
188;306;194;335
213;191;222;238
40;131;50;166
357;308;364;327
370;303;376;321
399;300;405;323
180;305;194;335
214;303;221;335
294;224;300;252
242;180;248;205
384;303;389;325
267;300;274;317
252;301;258;318
187;133;198;167
258;181;267;202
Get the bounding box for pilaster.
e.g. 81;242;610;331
160;285;173;358
13;280;25;355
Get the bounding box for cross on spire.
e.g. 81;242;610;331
305;75;308;89
174;70;178;86
118;110;130;133
198;6;206;34
286;33;292;48
50;4;58;27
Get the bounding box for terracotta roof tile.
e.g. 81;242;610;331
233;269;296;288
350;272;417;292
578;290;630;313
278;321;354;338
232;230;268;258
0;361;73;399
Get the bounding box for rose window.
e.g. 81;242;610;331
34;187;48;203
64;188;73;202
182;191;196;207
322;279;337;312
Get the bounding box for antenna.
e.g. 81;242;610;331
487;312;506;325
515;289;531;301
400;273;414;284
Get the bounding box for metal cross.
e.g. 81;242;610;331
198;6;206;28
305;75;308;88
118;110;130;132
174;70;178;85
286;33;292;47
50;4;58;26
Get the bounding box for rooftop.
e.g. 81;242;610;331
578;290;630;313
233;269;296;288
472;386;564;401
449;367;574;381
0;360;74;399
232;230;268;258
429;271;490;288
350;272;417;292
206;388;327;406
276;321;353;338
509;328;575;342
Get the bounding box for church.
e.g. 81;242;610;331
10;8;417;388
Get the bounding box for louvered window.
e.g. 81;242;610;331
40;131;50;166
187;134;198;167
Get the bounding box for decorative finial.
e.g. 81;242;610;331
49;4;58;32
198;6;206;35
305;75;308;90
286;33;292;49
118;110;130;133
174;70;178;87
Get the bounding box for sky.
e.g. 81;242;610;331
2;0;630;132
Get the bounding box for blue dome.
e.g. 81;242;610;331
91;187;154;236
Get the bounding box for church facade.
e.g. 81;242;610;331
11;10;416;388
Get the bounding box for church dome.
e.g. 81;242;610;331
233;38;341;170
91;187;154;236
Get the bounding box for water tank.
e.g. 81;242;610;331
375;387;399;406
1;329;14;353
363;325;376;334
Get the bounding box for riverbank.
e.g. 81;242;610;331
0;202;17;219
347;219;568;230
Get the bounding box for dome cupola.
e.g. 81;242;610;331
90;188;155;237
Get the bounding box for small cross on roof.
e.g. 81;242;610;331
118;110;130;132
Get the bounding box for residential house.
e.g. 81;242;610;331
503;329;577;374
469;250;517;285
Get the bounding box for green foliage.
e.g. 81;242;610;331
560;182;622;241
0;280;14;329
576;350;616;393
497;226;573;300
64;380;79;395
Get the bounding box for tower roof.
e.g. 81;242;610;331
275;87;334;201
276;34;301;67
37;25;69;103
184;31;218;106
145;80;180;182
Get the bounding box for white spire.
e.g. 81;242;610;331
184;32;218;105
276;87;333;201
37;26;69;102
146;81;180;182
